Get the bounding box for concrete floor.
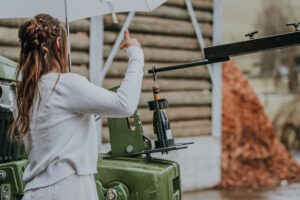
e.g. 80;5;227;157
182;151;300;200
182;183;300;200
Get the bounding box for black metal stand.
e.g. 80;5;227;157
148;30;300;75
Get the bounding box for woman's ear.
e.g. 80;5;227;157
56;37;61;49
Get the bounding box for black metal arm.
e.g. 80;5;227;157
148;30;300;75
148;57;229;74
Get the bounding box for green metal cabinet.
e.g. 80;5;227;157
96;156;181;200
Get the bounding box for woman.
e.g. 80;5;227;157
9;13;144;199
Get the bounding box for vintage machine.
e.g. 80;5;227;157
0;56;27;200
1;24;300;199
0;54;192;200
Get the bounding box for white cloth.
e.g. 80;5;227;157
22;174;98;200
20;46;144;192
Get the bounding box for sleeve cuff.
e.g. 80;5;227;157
125;46;144;63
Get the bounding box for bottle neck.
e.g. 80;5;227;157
152;84;160;100
153;92;160;100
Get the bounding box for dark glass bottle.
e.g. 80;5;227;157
152;85;174;148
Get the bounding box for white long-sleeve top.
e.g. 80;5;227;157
21;46;144;191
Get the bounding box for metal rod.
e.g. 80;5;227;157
147;57;229;74
89;16;104;152
64;0;72;72
185;0;213;82
99;11;135;84
211;0;223;139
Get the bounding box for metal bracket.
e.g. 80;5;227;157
1;184;11;200
104;142;194;159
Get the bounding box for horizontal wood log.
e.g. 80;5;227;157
0;46;88;64
102;119;212;142
82;87;212;107
104;31;211;50
102;106;212;125
107;61;210;79
143;119;212;138
104;45;203;63
140;106;212;122
103;78;211;91
67;51;89;65
138;5;213;22
0;27;18;46
104;15;213;37
0;18;25;28
0;18;90;32
70;32;89;50
139;91;212;107
72;65;89;77
166;0;213;11
0;46;19;61
0;27;211;52
0;26;210;52
69;20;90;32
0;27;89;51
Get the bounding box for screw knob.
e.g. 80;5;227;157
0;170;6;180
245;31;258;39
106;188;118;200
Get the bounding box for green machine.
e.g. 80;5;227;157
0;55;192;200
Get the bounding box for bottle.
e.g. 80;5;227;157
152;84;174;149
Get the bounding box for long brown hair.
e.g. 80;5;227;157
9;13;68;141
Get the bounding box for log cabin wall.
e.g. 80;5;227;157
101;0;214;141
0;0;213;144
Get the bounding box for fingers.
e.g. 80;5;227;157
123;29;130;42
120;29;129;50
120;29;141;50
120;41;126;50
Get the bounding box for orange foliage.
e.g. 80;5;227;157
220;61;300;188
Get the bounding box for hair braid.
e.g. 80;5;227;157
9;13;68;142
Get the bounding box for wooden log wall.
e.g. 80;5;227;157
102;0;214;141
0;0;214;142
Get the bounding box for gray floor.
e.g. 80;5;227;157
182;151;300;200
182;183;300;200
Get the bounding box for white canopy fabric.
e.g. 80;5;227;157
0;0;166;22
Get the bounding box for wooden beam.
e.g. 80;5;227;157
72;65;89;78
139;91;212;107
138;5;213;22
103;78;211;91
102;106;212;125
0;18;90;33
104;45;203;63
0;18;25;28
165;0;213;11
0;46;89;64
104;31;211;50
0;27;90;51
104;15;213;37
0;27;18;46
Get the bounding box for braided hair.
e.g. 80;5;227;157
9;13;68;141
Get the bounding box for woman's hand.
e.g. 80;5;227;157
120;29;141;50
